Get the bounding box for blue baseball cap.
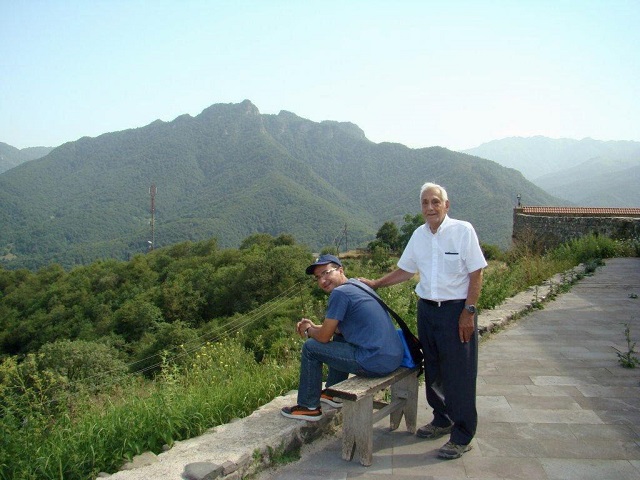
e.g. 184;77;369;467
305;254;343;275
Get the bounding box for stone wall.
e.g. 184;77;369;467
512;210;640;249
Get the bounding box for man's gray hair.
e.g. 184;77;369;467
420;182;448;202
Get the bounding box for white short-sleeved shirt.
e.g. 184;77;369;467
397;215;488;301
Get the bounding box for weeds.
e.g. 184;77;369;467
583;258;605;274
612;323;639;369
268;443;302;466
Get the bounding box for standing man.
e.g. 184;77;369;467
360;182;487;459
281;254;404;422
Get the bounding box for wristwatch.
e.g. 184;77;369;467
464;304;476;314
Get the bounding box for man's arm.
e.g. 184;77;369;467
458;268;483;343
359;268;415;290
297;318;339;343
465;268;483;306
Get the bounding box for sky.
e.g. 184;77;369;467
1;0;639;151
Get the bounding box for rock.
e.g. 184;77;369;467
183;462;224;480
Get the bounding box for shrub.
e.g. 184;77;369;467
37;339;128;393
481;243;503;261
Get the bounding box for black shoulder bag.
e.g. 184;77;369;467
348;281;424;376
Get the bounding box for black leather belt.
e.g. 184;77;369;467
420;298;465;307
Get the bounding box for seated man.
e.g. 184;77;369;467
281;254;404;421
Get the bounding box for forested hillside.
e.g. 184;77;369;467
0;142;53;173
0;233;312;361
0;100;560;270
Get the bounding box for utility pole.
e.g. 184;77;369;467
334;223;348;254
344;223;348;253
149;184;156;251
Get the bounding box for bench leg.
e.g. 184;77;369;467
341;395;373;466
389;374;418;433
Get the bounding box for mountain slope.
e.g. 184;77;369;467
462;136;640;181
462;136;640;207
0;101;561;269
0;142;53;173
537;162;640;207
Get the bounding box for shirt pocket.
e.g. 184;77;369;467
443;252;463;274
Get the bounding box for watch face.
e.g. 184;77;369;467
466;305;476;313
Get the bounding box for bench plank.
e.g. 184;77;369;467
325;367;418;401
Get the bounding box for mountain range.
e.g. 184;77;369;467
463;137;640;206
0;100;561;269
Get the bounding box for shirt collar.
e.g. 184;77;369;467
424;214;450;235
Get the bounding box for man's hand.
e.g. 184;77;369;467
358;277;377;289
358;269;414;290
458;311;475;343
296;318;315;338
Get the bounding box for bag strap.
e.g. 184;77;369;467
347;280;414;335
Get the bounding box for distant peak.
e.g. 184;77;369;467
277;110;299;118
198;100;261;118
239;99;260;115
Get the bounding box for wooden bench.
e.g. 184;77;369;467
325;366;419;466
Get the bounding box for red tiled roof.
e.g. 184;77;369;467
517;206;640;217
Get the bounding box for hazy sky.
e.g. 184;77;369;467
2;0;639;150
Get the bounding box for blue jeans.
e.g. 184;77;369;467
297;335;379;408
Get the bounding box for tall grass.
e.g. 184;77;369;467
479;234;636;310
1;340;300;480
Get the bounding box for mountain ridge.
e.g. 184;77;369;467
0;100;561;269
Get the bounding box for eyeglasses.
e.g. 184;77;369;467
313;267;338;281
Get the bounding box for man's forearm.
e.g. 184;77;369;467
374;268;415;289
466;269;483;305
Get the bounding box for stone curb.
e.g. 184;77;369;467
103;392;341;480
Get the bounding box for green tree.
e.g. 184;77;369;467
370;244;394;270
371;221;400;252
160;273;206;326
113;297;163;342
399;213;424;249
133;321;199;376
37;339;128;391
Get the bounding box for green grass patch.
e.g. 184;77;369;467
0;340;299;480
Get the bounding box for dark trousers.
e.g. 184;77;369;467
417;299;478;445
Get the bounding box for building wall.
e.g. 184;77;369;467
512;212;640;249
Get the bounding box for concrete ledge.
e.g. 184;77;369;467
103;392;340;479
